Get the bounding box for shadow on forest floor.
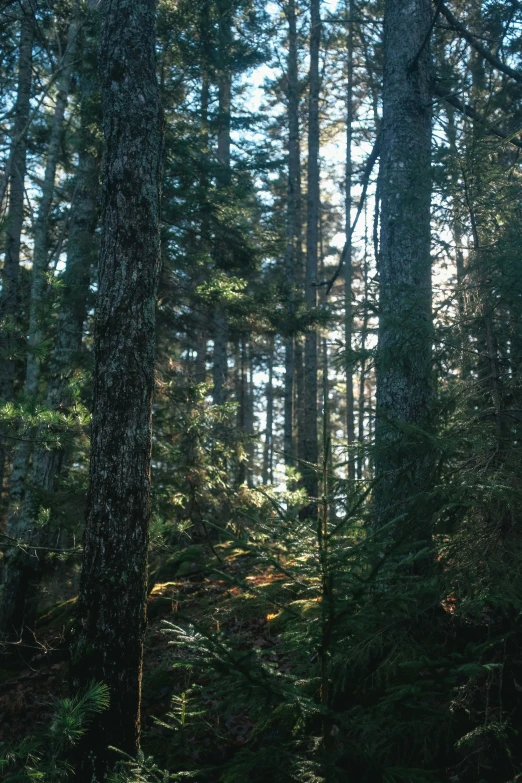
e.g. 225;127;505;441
0;542;293;772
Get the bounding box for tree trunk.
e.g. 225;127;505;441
0;0;101;641
345;0;356;480
262;337;274;485
295;336;306;473
357;205;370;480
237;336;253;486
246;349;255;487
374;0;433;531
446;105;469;378
467;19;502;421
70;0;162;778
212;307;228;404
0;1;34;497
283;0;302;468
212;13;232;405
302;0;321;511
194;71;210;384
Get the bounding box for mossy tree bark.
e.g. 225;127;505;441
71;0;162;779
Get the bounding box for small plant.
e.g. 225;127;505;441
0;682;109;782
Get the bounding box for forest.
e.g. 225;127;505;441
0;0;522;780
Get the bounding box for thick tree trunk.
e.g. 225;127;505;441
70;0;162;778
283;0;302;468
345;0;356;480
0;2;101;641
0;1;34;496
374;0;433;529
301;0;321;511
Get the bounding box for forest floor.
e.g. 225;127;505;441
0;542;294;775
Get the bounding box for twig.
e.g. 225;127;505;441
322;134;381;296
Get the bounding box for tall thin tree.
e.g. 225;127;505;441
302;0;321;510
374;0;433;533
283;0;302;468
344;0;356;479
0;0;34;495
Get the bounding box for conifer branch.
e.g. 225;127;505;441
438;2;522;84
434;82;522;149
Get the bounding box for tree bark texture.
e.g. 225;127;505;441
302;0;321;509
283;0;302;467
70;0;162;779
374;0;433;523
212;9;232;405
345;0;356;480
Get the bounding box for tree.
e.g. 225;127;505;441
344;0;355;480
302;0;321;510
0;0;34;496
283;0;303;468
374;0;433;539
70;0;162;778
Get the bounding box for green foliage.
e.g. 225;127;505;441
0;682;109;782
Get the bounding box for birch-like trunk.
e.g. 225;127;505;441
374;0;433;530
70;0;161;777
